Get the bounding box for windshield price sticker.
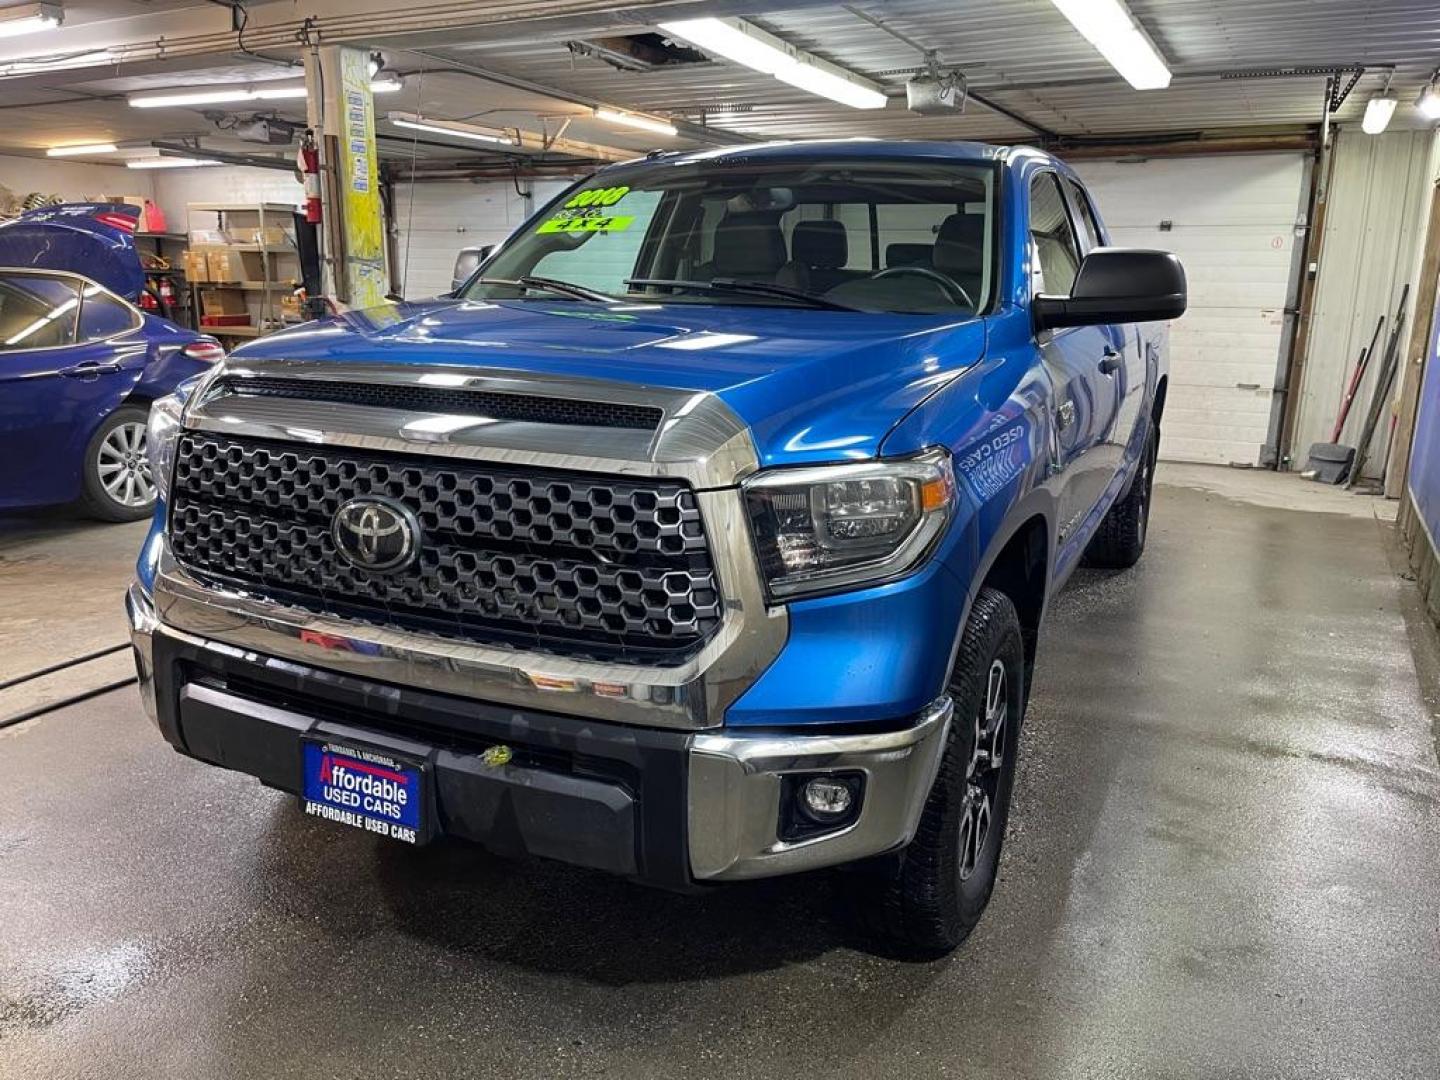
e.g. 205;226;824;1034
538;185;634;234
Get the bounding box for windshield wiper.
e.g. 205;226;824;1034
624;277;862;312
473;276;615;303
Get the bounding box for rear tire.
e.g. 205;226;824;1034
80;405;156;523
1083;425;1157;569
849;587;1025;956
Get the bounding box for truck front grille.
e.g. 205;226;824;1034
167;432;722;664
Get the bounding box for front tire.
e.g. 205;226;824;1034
850;587;1025;955
80;405;156;522
1084;424;1157;569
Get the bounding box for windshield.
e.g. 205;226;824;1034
464;158;997;316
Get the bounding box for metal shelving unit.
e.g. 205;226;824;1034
186;203;299;341
136;231;194;329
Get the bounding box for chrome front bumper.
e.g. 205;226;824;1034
688;694;953;880
128;582;951;884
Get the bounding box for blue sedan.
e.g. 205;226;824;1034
0;203;223;521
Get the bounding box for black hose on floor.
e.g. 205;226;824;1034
0;643;130;692
0;677;138;731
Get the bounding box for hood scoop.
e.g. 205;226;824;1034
211;375;664;431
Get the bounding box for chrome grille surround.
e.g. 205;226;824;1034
150;356;785;731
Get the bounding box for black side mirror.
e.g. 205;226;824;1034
450;244;495;293
1034;248;1186;330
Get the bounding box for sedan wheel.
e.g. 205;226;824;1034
96;421;155;508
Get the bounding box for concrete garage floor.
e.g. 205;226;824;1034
2;467;1438;1079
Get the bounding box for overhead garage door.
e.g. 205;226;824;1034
393;178;577;301
1071;154;1309;465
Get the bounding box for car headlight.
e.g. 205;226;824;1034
146;376;207;503
743;448;955;600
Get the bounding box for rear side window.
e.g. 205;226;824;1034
1029;173;1081;296
77;288;139;342
1065;178;1105;251
0;273;80;352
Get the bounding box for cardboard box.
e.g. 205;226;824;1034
102;194;147;209
206;248;265;283
232;225;291;247
199;289;249;317
181;249;210;282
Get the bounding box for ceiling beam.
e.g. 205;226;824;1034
404;51;758;146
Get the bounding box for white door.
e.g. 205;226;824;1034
393;178;579;301
1071;154;1308;466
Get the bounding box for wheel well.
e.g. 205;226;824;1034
1152;375;1168;428
978;514;1049;687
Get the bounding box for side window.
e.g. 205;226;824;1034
1029;173;1081;296
0;273;80;352
77;288;138;342
529;189;664;292
1065;178;1105;252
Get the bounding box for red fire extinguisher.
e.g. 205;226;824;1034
299;129;321;224
157;276;177;308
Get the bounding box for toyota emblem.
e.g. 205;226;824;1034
331;497;421;573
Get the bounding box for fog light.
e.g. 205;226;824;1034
802;776;855;818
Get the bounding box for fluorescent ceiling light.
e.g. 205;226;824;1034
130;79;401;109
1362;94;1398;134
1416;82;1440;121
1048;0;1171;90
126;157;220;169
388;113;516;146
0;3;62;39
1;47;113;75
659;17;888;110
47;143;117;157
594;107;677;136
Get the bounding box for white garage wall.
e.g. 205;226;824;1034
392;177;580;300
0;153;154;207
1072;153;1309;466
1290;128;1440;478
149;166;304;233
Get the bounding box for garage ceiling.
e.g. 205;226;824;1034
0;0;1435;166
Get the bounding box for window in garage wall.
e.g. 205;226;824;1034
1072;153;1309;467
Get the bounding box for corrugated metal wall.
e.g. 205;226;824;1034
1291;129;1440;475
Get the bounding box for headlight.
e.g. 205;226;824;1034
146;379;203;503
743;448;955;600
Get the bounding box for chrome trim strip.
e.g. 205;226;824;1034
191;357;758;489
687;695;953;880
150;486;786;732
126;582;158;724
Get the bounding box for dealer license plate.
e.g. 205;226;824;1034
301;739;426;845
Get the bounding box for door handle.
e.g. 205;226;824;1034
1099;347;1123;375
59;360;123;379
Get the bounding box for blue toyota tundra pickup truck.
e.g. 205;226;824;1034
128;140;1184;953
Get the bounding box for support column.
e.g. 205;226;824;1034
304;44;388;309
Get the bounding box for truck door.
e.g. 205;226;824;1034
1030;172;1120;547
1064;176;1143;477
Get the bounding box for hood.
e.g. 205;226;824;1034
234;298;988;466
0;203;145;300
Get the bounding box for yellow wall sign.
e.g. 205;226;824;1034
336;46;386;308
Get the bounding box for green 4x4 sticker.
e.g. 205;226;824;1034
537;185;634;234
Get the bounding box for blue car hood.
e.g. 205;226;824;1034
235;298;987;466
0;203;145;300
